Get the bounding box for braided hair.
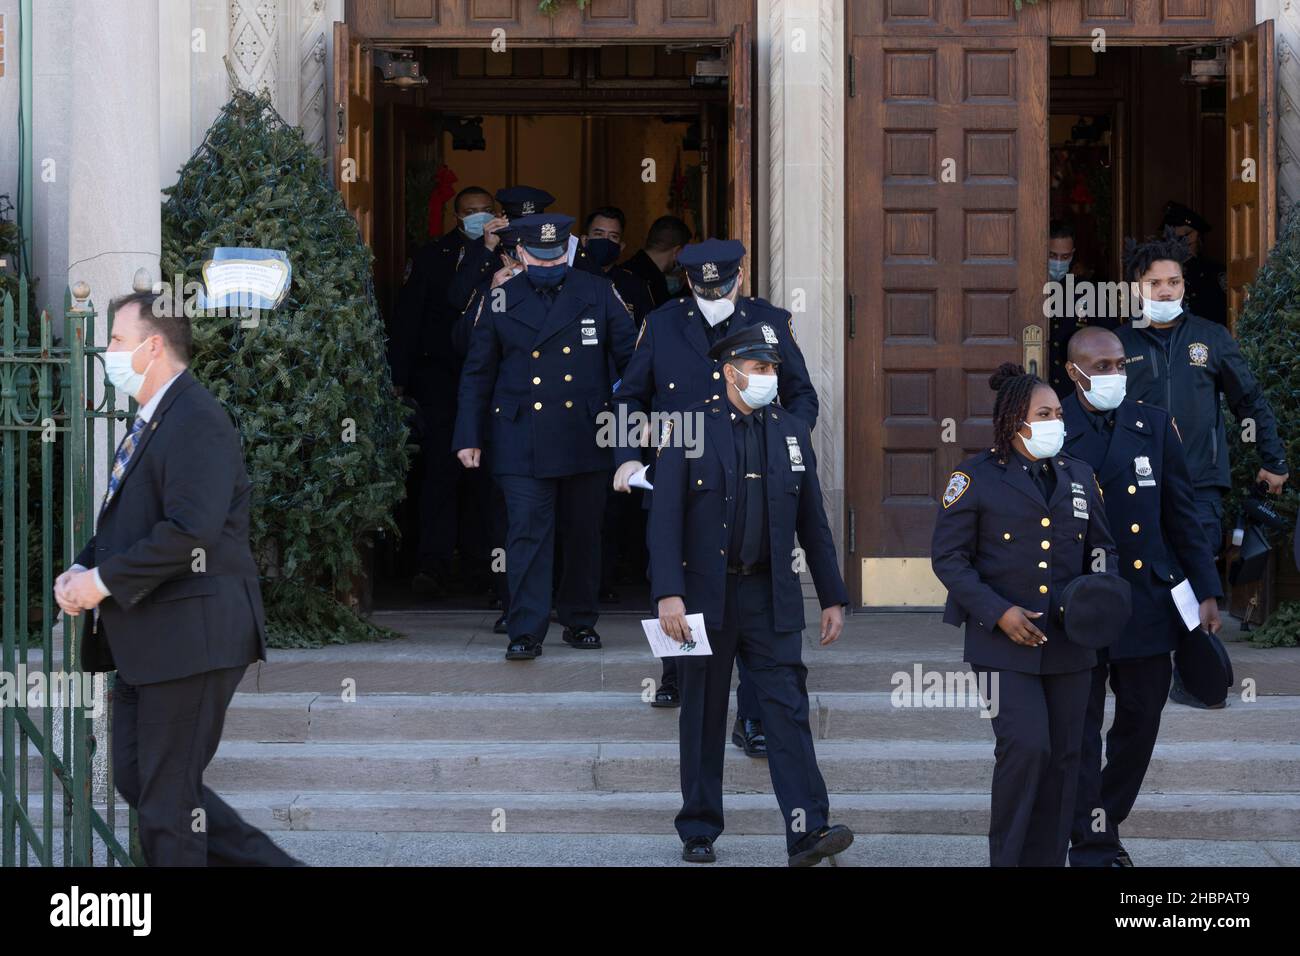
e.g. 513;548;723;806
989;362;1044;462
1122;226;1191;282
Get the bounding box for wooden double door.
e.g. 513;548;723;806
845;0;1273;606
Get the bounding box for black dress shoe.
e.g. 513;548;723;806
681;836;716;863
731;717;768;758
505;638;543;661
788;824;854;867
493;614;508;634
562;625;602;649
651;684;680;708
1113;845;1135;867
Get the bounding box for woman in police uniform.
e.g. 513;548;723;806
931;363;1118;866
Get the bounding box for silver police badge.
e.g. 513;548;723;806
1189;342;1209;367
942;471;970;509
1134;456;1153;478
785;436;805;472
702;262;720;281
540;222;557;242
761;324;779;345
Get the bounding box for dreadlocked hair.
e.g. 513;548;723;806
989;362;1043;462
1122;226;1191;282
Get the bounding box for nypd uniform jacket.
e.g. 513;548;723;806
446;235;504;316
647;398;848;632
452;266;637;478
1061;395;1222;658
1116;312;1287;490
931;451;1118;674
612;297;819;470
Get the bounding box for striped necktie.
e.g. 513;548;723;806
101;416;148;514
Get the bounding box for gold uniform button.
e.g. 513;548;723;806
669;382;676;389
1041;518;1051;528
1038;561;1048;569
1133;559;1143;570
532;376;541;385
565;400;573;408
1003;533;1011;541
1128;485;1136;494
1040;540;1051;550
563;346;571;354
564;374;573;382
532;350;541;359
696;479;703;486
713;371;721;380
494;407;500;413
1131;523;1140;533
534;402;543;410
1039;585;1048;594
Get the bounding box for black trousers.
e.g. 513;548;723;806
1069;651;1173;867
113;665;297;866
976;666;1091;867
496;470;605;642
676;573;829;852
416;406;460;574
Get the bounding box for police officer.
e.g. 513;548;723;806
447;185;555;318
1162;202;1227;327
931;363;1118;867
1061;326;1223;867
613;239;819;760
1045;218;1116;399
393;186;497;596
572;206;656;326
649;323;851;866
1117;231;1288;554
622;215;692;308
454;213;636;659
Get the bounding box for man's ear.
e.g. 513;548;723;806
1065;361;1080;385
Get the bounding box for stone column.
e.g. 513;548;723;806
756;0;847;558
1259;0;1300;214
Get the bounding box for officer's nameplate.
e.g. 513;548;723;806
785;436;806;472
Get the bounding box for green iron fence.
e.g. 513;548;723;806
1;279;140;866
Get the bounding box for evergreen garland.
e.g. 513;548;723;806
161;89;412;647
1228;202;1300;644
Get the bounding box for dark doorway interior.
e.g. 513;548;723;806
368;44;733;612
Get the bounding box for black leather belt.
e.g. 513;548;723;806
727;562;770;576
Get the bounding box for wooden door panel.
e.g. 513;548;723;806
730;20;752;292
1226;19;1275;332
334;22;375;246
846;34;1048;571
1047;0;1254;39
849;0;1049;37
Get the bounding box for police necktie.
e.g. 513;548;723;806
1032;460;1056;503
101;415;147;515
739;415;764;566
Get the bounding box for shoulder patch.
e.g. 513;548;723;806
657;418;674;458
472;295;486;328
611;284;632;316
1094;474;1104;499
942;472;971;509
788;315;796;342
634;320;647;350
1171;417;1182;442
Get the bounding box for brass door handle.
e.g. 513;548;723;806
1022;324;1044;378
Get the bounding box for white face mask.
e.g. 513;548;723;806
734;367;779;409
1076;368;1127;411
1021;419;1065;460
104;339;156;400
695;294;735;327
1142;296;1184;325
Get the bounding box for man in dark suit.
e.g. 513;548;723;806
649;323;851;866
55;289;298;867
621;215;692;309
1061;326;1222;867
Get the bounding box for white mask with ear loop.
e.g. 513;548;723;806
104;339;156;400
1021;419;1065;459
733;365;779;409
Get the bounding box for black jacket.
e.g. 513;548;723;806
931;449;1117;675
392;229;467;407
76;370;265;685
1116;311;1287;491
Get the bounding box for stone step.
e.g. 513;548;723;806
221;691;1300;744
206;789;1300;844
18;825;1299;867
226;610;1300;695
198;740;1300;794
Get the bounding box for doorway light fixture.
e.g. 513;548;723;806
374;49;428;89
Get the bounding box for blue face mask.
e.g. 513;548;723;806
526;262;567;288
665;270;685;295
461;211;494;239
